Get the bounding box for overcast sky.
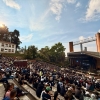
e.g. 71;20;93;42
0;0;100;56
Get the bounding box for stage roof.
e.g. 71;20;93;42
67;51;100;58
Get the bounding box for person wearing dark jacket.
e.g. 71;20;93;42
54;91;58;100
60;85;66;96
42;86;51;100
57;82;60;93
36;81;44;98
33;79;38;89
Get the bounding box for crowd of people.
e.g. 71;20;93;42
0;56;100;100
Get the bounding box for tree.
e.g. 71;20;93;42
11;29;22;50
38;46;50;61
50;42;65;65
37;43;66;66
24;45;38;59
25;45;27;52
0;24;10;41
20;47;24;53
63;57;70;67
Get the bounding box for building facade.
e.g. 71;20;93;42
0;41;16;53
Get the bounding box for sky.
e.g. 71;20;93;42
0;0;100;56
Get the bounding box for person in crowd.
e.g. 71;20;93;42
89;82;95;91
33;79;38;89
42;86;51;100
36;80;44;98
0;72;8;83
60;84;66;96
64;90;73;100
5;83;14;98
0;56;100;100
75;86;84;100
54;91;59;100
3;89;17;100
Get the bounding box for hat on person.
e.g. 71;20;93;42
46;86;51;91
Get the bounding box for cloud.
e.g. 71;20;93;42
50;0;64;21
79;36;85;41
29;22;45;31
85;0;100;21
76;2;81;7
98;29;100;33
55;15;61;21
67;0;76;4
40;31;70;39
3;0;20;10
0;0;50;31
20;34;33;42
29;9;50;31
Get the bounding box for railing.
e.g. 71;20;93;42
73;36;96;45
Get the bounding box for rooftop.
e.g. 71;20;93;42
67;51;100;58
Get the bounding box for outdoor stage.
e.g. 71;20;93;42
67;51;100;71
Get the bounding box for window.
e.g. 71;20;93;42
12;49;14;52
12;45;14;48
8;49;11;52
6;44;8;47
9;44;11;47
1;48;4;52
4;49;8;52
2;43;4;46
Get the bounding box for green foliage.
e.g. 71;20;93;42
11;29;22;50
24;42;66;66
38;46;50;61
0;24;10;41
38;42;66;66
24;45;38;59
50;42;65;63
63;57;70;67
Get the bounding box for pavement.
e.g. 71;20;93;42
0;83;5;100
22;84;39;100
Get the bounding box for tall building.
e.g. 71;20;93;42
0;41;16;53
